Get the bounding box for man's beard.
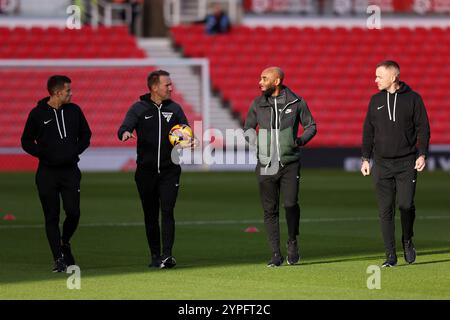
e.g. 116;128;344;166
262;85;276;98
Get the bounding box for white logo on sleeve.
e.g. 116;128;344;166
44;119;52;124
162;112;173;123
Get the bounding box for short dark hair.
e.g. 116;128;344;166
147;70;170;89
47;75;71;95
376;60;400;77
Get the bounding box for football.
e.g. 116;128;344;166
168;124;193;146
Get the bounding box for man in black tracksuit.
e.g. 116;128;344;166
21;75;91;272
118;70;191;269
244;67;317;267
361;61;430;267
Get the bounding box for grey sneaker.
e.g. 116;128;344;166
403;238;416;264
287;240;300;265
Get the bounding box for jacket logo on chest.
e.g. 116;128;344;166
161;112;173;123
377;105;385;110
44;119;52;125
285;109;292;114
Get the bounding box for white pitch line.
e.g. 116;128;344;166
0;216;449;230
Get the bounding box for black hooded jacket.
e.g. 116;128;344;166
21;97;92;167
117;94;189;171
362;81;430;160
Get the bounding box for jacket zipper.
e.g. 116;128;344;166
265;107;274;173
276;98;299;167
157;105;162;174
274;98;281;165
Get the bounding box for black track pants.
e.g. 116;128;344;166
135;165;181;258
372;157;417;253
257;161;301;255
35;165;81;260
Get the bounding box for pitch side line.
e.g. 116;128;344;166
0;216;449;229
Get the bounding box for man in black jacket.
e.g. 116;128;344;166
21;75;92;272
244;67;317;267
361;60;430;267
118;70;192;269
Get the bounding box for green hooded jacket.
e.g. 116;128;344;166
244;86;317;166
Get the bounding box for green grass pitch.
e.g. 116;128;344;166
0;170;449;299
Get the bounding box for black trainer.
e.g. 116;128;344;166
381;252;398;268
287;240;300;265
149;254;162;268
61;243;75;266
52;256;67;273
403;238;416;264
267;253;284;267
160;255;176;269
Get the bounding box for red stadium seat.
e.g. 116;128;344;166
169;25;450;147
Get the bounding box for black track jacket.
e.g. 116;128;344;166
117;94;189;171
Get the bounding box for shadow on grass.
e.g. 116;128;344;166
1;215;450;286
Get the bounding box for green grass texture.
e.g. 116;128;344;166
0;170;449;299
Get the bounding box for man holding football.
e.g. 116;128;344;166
244;67;317;267
118;70;193;269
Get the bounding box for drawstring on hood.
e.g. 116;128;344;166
53;108;68;139
39;97;68;140
387;91;398;122
21;96;92;167
362;80;430;160
385;81;411;123
61;109;67;138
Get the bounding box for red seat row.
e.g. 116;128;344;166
171;25;450;146
1;25;146;59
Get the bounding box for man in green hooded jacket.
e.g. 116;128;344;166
244;67;317;267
